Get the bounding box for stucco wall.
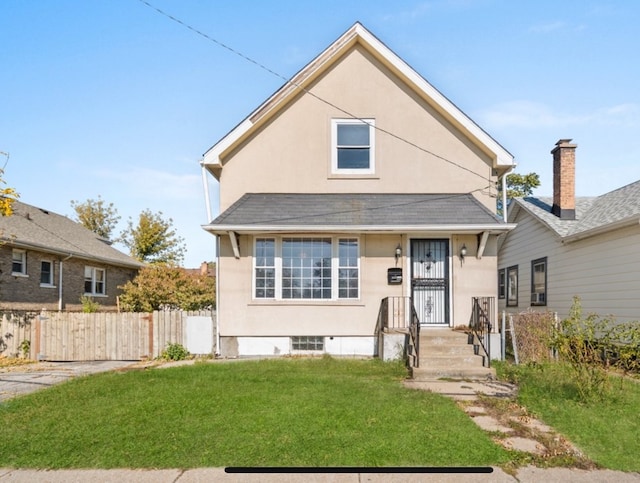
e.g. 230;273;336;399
217;233;499;340
218;46;496;212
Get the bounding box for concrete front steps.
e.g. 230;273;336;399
411;328;495;380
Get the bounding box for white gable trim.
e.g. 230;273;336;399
202;22;514;177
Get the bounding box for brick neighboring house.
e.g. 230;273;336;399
0;200;144;311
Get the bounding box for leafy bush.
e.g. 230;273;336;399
118;264;215;312
160;342;189;361
550;297;613;401
80;296;101;313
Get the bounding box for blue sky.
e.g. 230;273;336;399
2;0;639;267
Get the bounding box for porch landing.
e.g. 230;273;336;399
411;329;495;380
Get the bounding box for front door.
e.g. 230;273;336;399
411;239;449;326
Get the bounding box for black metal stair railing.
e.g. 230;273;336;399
469;296;494;368
376;296;420;368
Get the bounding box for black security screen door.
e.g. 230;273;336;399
411;239;449;325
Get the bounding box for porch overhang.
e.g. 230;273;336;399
203;193;516;240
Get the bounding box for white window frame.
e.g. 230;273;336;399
84;266;106;296
531;257;547;306
11;249;27;276
331;118;375;175
252;236;361;301
40;260;55;287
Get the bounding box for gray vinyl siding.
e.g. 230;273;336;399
499;209;640;323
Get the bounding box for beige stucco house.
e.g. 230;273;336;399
202;23;515;358
498;139;640;323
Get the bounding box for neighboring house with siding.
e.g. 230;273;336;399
498;139;640;323
201;23;515;358
0;200;144;311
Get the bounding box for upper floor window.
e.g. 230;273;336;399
84;266;106;295
331;118;375;174
12;249;27;276
40;260;55;286
531;257;547;306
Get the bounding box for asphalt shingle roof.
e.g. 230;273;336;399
209;193;506;228
0;200;144;268
512;179;640;238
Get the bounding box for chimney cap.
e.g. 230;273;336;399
552;138;577;153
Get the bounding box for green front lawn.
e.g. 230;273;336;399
495;362;640;472
0;357;508;468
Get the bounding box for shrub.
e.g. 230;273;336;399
550;297;612;401
80;296;101;313
160;342;189;361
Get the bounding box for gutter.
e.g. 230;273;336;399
562;216;640;244
202;223;517;236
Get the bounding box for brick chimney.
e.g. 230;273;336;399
551;139;577;220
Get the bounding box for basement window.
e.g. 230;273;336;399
292;336;324;352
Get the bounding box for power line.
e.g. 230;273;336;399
137;0;496;187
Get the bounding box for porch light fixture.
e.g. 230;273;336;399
394;244;402;263
460;244;468;260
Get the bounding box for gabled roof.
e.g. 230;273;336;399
510;179;640;242
201;22;514;179
203;193;515;235
0;200;144;268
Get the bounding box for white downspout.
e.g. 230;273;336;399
58;254;73;311
201;162;213;222
501;173;508;223
215;235;220;356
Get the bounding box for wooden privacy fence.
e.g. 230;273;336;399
0;310;216;361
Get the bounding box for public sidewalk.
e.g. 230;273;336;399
1;467;639;482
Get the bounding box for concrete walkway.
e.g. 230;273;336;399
0;361;136;402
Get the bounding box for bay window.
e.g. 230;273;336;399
253;236;360;300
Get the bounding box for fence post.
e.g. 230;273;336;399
509;313;519;365
501;310;506;361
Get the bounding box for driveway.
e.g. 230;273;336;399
0;361;136;402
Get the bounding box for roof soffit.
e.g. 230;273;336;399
202;23;514;173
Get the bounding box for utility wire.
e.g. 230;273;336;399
137;0;496;187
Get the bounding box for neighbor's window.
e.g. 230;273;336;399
498;268;506;299
12;249;27;276
332;118;375;174
292;336;324;352
507;265;518;307
253;237;360;300
531;257;547;306
84;266;106;295
40;260;54;286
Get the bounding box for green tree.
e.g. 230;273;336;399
70;196;120;240
0;168;18;216
497;172;541;215
118;264;215;311
120;209;186;265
